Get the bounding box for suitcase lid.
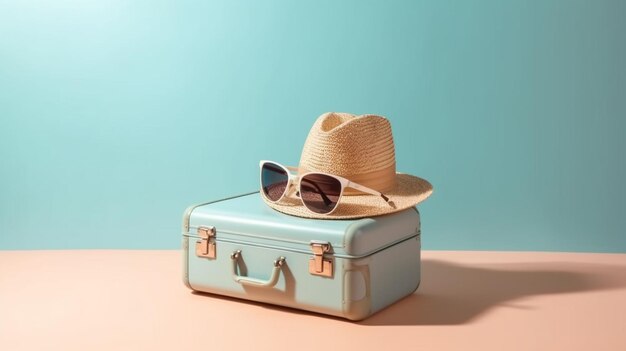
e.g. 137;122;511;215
183;192;420;257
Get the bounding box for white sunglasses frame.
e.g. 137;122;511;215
259;160;390;215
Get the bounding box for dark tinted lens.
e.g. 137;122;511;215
261;163;289;201
300;174;342;214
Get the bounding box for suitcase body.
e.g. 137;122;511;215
182;192;421;320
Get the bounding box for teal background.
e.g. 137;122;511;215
1;0;624;252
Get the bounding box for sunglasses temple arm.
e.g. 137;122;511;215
347;181;391;204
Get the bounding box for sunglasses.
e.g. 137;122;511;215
259;160;391;215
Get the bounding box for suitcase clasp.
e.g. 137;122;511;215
196;226;216;259
309;241;333;277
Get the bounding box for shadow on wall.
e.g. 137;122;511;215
361;259;626;326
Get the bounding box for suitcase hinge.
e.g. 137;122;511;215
309;241;332;277
196;226;216;259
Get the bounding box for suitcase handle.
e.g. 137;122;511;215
230;250;286;288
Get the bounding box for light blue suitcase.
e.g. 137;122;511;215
181;192;421;320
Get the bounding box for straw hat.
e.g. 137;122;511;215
262;112;433;219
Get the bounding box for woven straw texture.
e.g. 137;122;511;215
263;112;433;219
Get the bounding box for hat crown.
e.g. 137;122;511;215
299;112;396;193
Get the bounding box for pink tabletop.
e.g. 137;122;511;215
1;250;625;350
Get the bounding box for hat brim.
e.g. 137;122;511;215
262;173;433;219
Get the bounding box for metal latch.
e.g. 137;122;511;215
196;226;216;259
309;241;332;277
